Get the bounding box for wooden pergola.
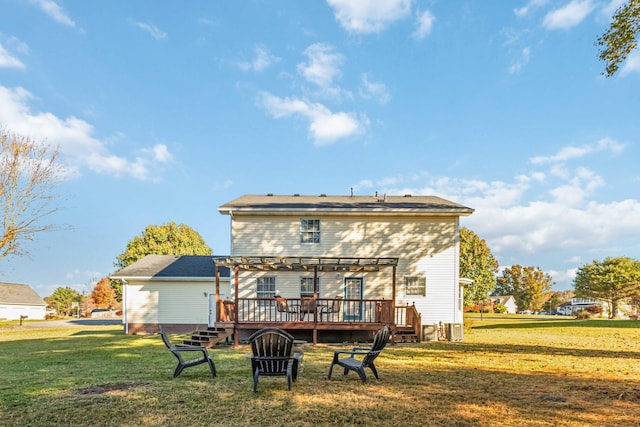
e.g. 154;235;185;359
213;256;399;344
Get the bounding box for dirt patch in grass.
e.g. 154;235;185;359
75;382;150;396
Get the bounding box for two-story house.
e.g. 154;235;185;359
212;193;473;344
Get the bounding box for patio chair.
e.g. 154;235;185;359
298;297;317;320
159;328;216;378
319;296;343;321
327;325;391;383
274;296;298;321
248;328;302;392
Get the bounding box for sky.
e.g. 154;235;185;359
1;0;639;298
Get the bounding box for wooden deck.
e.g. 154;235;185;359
218;298;420;344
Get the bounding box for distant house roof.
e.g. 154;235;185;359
219;194;474;217
110;255;230;281
0;282;46;306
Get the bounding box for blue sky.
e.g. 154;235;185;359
1;0;639;297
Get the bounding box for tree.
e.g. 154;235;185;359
597;0;640;77
573;257;640;319
493;265;554;312
47;286;81;316
114;222;212;270
459;227;499;307
0;127;65;258
89;277;116;309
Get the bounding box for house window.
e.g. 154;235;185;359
300;277;318;297
405;276;426;296
300;219;320;244
257;276;276;306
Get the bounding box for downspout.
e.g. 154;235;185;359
122;280;128;335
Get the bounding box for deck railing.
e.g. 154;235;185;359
219;298;395;324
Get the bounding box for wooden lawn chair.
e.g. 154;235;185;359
319;296;343;321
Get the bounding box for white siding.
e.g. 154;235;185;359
125;279;229;325
0;304;46;320
230;213;462;324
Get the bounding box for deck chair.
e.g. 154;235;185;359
248;328;302;392
327;325;391;382
319;296;343;321
160;328;216;378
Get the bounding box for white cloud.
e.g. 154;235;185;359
619;51;640;76
129;20;167;40
531;137;625;164
238;45;280;72
514;0;548;17
297;43;344;88
508;46;531;73
365;138;638;288
359;74;390;104
412;10;435;40
327;0;413;34
30;0;76;27
0;43;25;70
0;85;173;181
257;91;368;145
600;0;627;17
542;0;595;30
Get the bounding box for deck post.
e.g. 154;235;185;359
234;264;240;347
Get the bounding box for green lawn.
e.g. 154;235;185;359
1;318;639;426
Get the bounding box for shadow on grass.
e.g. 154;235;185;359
472;319;640;330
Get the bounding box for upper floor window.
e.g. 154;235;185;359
300;277;318;297
405;276;426;296
300;219;320;244
257;276;276;306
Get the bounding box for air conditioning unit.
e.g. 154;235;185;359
444;323;463;341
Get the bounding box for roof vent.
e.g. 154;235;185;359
320;194;327;197
404;194;412;197
293;193;300;197
266;193;274;196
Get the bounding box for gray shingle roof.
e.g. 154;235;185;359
219;194;474;215
0;282;46;306
110;255;230;280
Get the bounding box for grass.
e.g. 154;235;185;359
1;318;639;427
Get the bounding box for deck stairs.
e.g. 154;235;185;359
181;326;233;348
392;325;420;343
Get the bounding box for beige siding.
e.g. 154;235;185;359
231;214;462;324
125;280;229;325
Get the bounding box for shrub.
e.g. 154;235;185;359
575;310;593;319
494;304;507;314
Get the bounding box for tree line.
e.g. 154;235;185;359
460;227;640;318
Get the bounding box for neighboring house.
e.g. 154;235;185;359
0;282;46;320
557;298;604;316
488;295;518;314
110;255;231;334
214;193;474;343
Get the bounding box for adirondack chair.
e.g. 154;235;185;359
248;328;302;392
327;325;391;382
160;328;216;378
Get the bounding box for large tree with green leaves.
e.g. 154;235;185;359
114;222;212;270
597;0;640;77
459;227;499;307
46;286;81;316
493;265;554;312
574;257;640;318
